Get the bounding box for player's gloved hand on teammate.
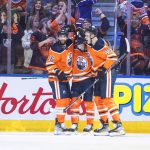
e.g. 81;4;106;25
97;67;107;80
55;69;67;81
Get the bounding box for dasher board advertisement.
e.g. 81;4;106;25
0;75;150;121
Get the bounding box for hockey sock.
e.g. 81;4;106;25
56;98;70;123
94;96;108;123
103;98;121;122
84;101;94;125
70;97;81;124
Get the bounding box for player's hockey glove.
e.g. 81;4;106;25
54;69;67;82
97;67;107;80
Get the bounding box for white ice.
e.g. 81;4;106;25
0;132;150;150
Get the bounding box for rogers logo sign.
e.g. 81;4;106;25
0;83;86;115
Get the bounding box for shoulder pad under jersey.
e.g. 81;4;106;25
93;38;105;51
51;39;73;53
50;41;72;53
50;42;63;53
66;39;73;47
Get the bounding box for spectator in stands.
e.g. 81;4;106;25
28;0;46;30
117;0;150;75
11;0;27;30
147;1;150;18
77;0;96;21
43;1;58;18
144;1;150;50
11;10;24;68
143;1;150;75
76;8;110;39
29;18;52;74
21;20;33;73
49;0;76;37
44;1;53;18
30;15;40;32
30;0;45;17
57;0;75;24
51;3;59;19
130;34;150;75
0;0;7;10
26;0;34;14
42;0;57;6
0;9;7;73
94;8;110;38
1;0;27;30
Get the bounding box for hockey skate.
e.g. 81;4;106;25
109;121;125;136
67;123;78;135
94;120;109;136
83;124;93;135
54;119;68;135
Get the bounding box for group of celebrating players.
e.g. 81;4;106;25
46;25;126;136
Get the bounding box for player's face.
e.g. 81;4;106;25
82;22;91;30
77;43;85;51
58;34;67;44
85;32;92;44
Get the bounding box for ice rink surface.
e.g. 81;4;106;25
0;132;150;150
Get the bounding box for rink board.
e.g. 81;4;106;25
0;75;150;133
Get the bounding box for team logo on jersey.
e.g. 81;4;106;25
66;53;72;66
76;56;87;70
49;56;54;63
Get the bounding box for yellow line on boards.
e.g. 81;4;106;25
0;120;150;133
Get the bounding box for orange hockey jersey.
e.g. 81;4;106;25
12;0;26;10
86;38;118;71
1;0;26;10
50;17;76;34
46;39;74;82
72;49;93;82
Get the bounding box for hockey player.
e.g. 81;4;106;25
46;29;73;135
68;28;95;134
84;26;125;136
